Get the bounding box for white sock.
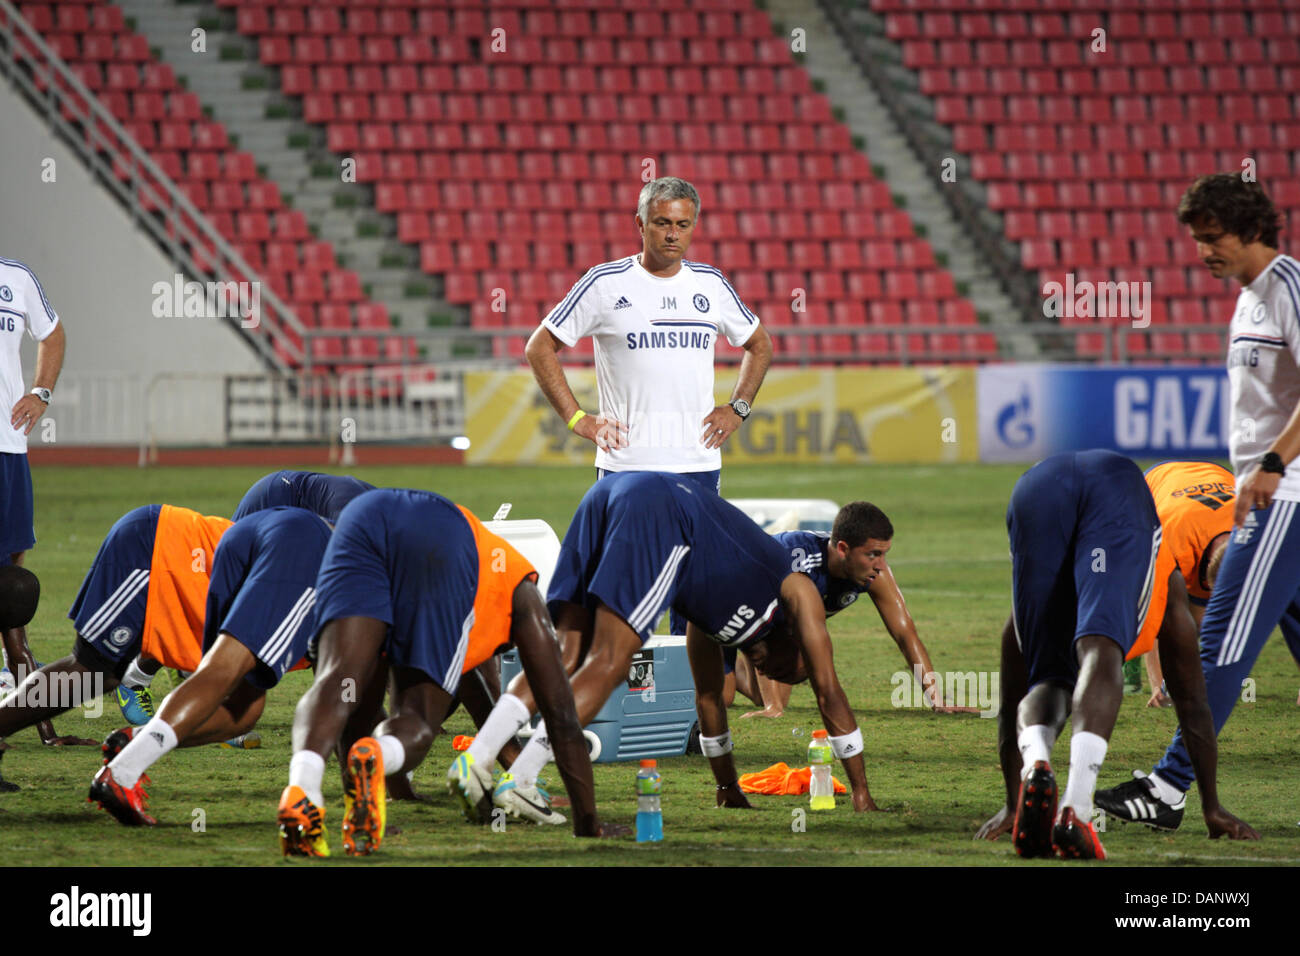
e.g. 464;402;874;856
509;720;553;789
466;693;531;766
288;750;326;808
377;733;405;774
1017;724;1055;778
110;717;178;788
122;657;155;689
1062;731;1108;818
1147;772;1185;805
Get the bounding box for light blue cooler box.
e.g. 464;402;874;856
500;634;699;763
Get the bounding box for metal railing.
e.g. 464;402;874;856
472;323;1226;367
0;0;307;372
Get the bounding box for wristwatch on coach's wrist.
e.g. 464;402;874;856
1260;451;1286;475
29;387;51;405
728;399;751;421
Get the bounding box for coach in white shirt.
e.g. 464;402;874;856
526;177;773;493
0;258;63;563
0;258;83;755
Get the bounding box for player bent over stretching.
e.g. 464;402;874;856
278;489;612;857
114;470;374;729
450;472;875;821
91;507;331;825
0;504;230;783
976;451;1256;860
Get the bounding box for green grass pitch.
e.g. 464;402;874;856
5;462;1297;866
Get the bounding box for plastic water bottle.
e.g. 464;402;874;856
635;759;663;843
808;730;835;811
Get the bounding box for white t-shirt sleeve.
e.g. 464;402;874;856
710;270;761;348
1280;276;1300;370
542;269;606;347
19;270;59;342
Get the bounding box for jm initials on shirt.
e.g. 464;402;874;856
661;297;676;309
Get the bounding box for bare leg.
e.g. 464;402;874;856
293;617;387;759
509;601;593;713
459;664;523;769
180;682;266;746
153;635;261;745
507;603;643;727
368;667;454;775
1070;635;1123;742
0;654;104;746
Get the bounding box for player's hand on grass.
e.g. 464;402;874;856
1204;806;1260;841
851;789;880;812
931;704;981;715
739;706;783;719
574;819;632;838
574;414;628;454
715;782;753;809
975;805;1014;840
385;774;429;803
1147;688;1173;708
42;735;98;747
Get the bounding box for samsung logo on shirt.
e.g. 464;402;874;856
626;330;713;350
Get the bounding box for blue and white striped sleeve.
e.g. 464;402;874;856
542;266;610;347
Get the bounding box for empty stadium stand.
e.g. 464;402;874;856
872;0;1300;362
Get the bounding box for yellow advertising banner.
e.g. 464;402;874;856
464;367;976;465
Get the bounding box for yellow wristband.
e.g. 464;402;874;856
567;409;587;431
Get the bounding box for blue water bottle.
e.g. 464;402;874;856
635;759;663;843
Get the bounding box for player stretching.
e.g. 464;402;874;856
1128;460;1235;709
277;489;612;857
449;472;876;822
975;450;1256;860
0;504;229;784
114;470;373;727
732;502;978;718
90;507;330;825
1096;175;1300;829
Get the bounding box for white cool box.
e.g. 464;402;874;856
490;498;839;763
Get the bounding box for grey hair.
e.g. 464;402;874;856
636;177;700;223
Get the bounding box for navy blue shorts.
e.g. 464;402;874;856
549;476;695;644
597;468;720;495
204;508;331;690
1006;451;1160;689
597;469;719;636
314;489;477;694
0;453;35;560
68;505;160;675
550;473;790;645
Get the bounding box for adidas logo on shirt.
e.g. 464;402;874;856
613;296;632;310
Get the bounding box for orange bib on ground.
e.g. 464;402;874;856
738;762;848;796
456;505;538;674
140;505;233;671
